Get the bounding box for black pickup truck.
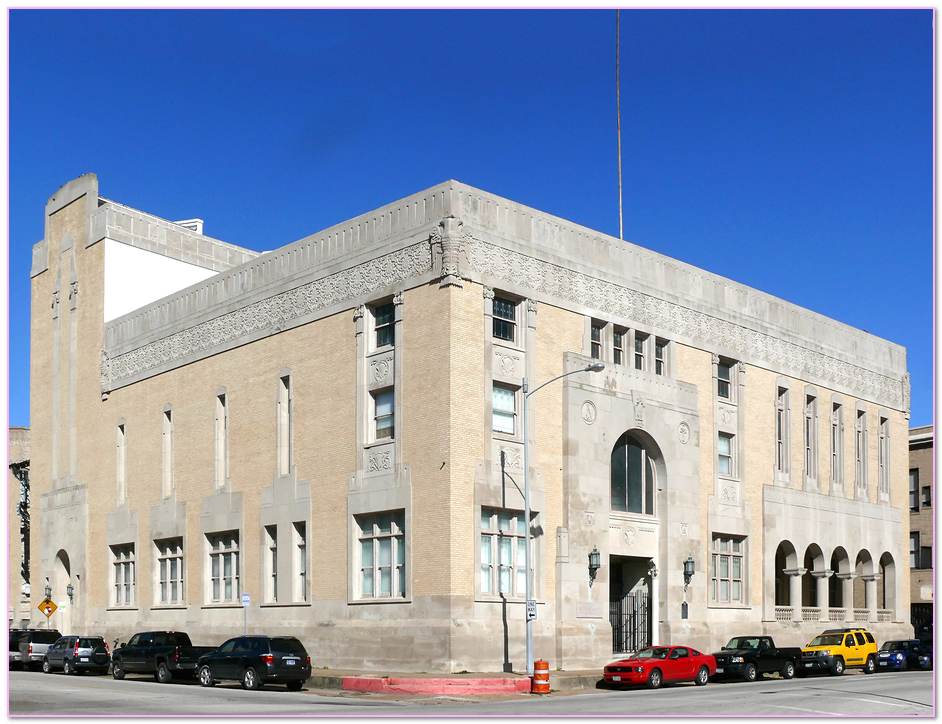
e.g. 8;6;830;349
111;631;217;683
711;635;803;682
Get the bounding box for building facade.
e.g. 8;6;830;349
908;425;933;638
26;173;912;671
9;427;30;628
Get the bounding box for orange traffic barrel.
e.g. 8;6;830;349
531;659;551;694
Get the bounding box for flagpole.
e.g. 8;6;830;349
615;9;624;241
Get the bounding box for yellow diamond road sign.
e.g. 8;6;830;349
37;598;57;618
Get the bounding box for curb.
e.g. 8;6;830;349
339;676;532;696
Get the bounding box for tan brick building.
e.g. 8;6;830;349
25;173;913;671
908;425;933;638
8;427;30;628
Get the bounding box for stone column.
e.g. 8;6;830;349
812;569;832;620
783;567;807;621
862;574;881;622
836;572;855;621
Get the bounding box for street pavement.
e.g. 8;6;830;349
9;668;934;716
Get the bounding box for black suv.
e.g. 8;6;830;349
197;635;311;691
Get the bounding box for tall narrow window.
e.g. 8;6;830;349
214;394;228;489
804;394;817;483
717;359;734;399
909;469;919;511
116;424;127;503
155;538;184;605
293;522;307;602
492;384;517;435
373;389;395;440
277;376;292;476
265;525;278;603
357;511;406;599
590;323;603;360
711;535;745;604
855;410;868;493
373;302;395;348
775;387;789;475
161;409;173;498
613;328;626;365
655;338;668;376
831;403;843;491
492;296;517;343
111;544;135;607
207;531;239;603
922;486;931;508
480;508;533;597
878;416;889;496
634;332;648;371
610;433;656;515
910;532;920;568
718;432;734;476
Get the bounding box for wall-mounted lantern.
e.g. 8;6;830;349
588;547;601;585
43;580;51;599
66;583;74;602
648;560;658;578
683;556;696;590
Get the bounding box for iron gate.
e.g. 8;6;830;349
610;590;649;654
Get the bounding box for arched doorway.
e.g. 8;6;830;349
829;546;850;608
879;552;896;617
854;549;874;610
774;540;798;606
802;544;824;607
52;550;72;634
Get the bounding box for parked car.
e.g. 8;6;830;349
9;629;32;669
711;635;802;681
42;635;110;675
197;635;312;691
799;627;878;676
876;639;932;671
603;645;716;689
111;631;217;683
17;629;62;670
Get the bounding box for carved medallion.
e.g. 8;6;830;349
624;526;636;546
581;400;597;425
678;421;690;445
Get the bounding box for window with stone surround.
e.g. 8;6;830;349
492;383;517;435
277;376;292;476
155;537;184;605
492;296;517;343
878;416;889;497
116;423;127;504
831;403;844;491
372;301;395;350
111;544;135;607
294;522;307;602
718;432;735;477
855;409;868;494
634;332;649;371
655;338;669;376
161;409;173;498
356;511;405;599
480;507;533;597
717;358;735;400
372;388;395;441
711;535;745;605
804;393;817;484
591;322;604;360
613;327;626;365
775;386;790;476
214;393;228;489
264;525;278;603
207;531;240;603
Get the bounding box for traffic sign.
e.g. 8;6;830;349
526;599;537;621
37;598;57;618
241;593;250;608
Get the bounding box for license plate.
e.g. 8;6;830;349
611;675;621;682
715;667;724;674
879;662;887;666
285;659;297;666
80;657;89;662
804;663;813;667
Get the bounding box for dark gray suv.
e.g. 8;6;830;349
42;635;110;675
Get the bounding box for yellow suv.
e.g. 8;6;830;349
798;628;878;676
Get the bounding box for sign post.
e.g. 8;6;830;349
241;593;250;634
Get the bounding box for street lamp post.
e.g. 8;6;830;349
522;361;605;677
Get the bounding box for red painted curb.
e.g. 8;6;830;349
340;676;532;696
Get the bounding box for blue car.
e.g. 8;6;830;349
876;640;932;671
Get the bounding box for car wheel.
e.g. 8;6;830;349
242;667;262;691
694;666;709;686
781;661;795;680
63;659;73;675
743;663;757;682
863;656;876;675
286;680;303;692
198;665;216;687
41;658;51;674
112;662;125;680
647;668;662;690
156;662;173;684
831;658;844;676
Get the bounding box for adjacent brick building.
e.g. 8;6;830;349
24;173;913;671
908;424;933;638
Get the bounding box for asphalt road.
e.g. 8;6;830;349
9;668;935;716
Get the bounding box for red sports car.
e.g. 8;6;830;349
603;645;717;689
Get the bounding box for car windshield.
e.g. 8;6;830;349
271;637;306;656
880;641;905;652
809;634;844;647
635;647;670;660
726;637;761;650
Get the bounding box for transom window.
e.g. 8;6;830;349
711;535;744;604
480;508;532;597
373;302;395;348
492;296;517;343
492;384;517;435
357;511;406;599
208;531;239;603
155;538;183;605
610;433;655;515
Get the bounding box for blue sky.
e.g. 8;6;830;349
9;9;932;427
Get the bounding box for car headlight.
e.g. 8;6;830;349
818;650;831;657
731;656;744;663
895;653;905;660
636;666;644;672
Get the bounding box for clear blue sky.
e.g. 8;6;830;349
9;9;932;427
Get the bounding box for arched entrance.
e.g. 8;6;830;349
52;550;72;633
854;549;874;610
802;544;825;607
879;552;896;617
774;540;798;606
829;546;850;608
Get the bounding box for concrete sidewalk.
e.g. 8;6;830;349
305;669;603;697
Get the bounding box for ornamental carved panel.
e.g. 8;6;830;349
367;351;394;390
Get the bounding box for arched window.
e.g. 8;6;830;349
611;432;655;514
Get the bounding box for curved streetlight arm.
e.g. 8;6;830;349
525;364;605;398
